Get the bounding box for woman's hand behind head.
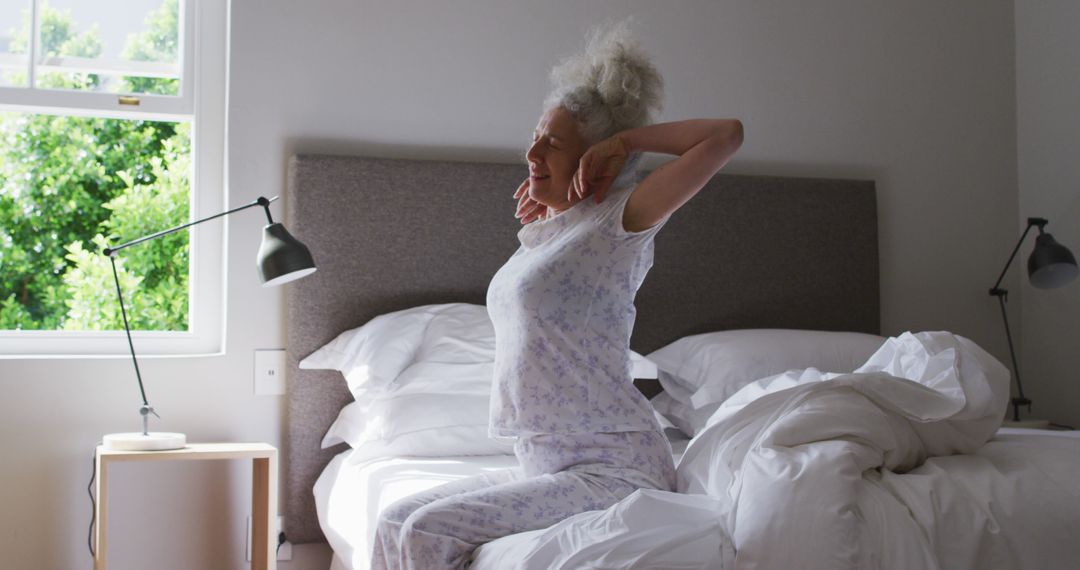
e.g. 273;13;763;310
571;135;629;205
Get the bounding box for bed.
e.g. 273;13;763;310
283;154;1080;569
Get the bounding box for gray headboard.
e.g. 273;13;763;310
284;153;878;543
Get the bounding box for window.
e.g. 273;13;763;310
0;0;226;356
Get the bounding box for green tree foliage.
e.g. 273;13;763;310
0;2;189;331
7;2;104;90
122;0;180;96
6;0;179;94
62;126;190;331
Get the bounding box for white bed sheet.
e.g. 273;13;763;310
317;436;691;570
317;453;514;570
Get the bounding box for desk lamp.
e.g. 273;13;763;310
989;217;1077;427
101;196;316;450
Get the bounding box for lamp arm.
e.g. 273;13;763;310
108;255;148;408
990;217;1049;293
990;220;1036;293
989;217;1049;423
102;196;278;256
996;293;1029;422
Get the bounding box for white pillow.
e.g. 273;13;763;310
414;305;496;364
323;398;515;459
648;329;884;435
650;391;710;438
319;359;508;456
321;362;493;444
299;303;495;398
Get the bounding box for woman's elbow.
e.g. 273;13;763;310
707;119;743;160
724;119;744;150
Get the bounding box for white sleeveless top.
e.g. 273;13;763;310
486;184;669;437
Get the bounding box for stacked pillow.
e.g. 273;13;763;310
300;303;515;462
647;329;886;436
301;303;660;463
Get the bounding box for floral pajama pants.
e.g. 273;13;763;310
370;430;676;570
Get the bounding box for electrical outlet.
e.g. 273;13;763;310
247;515;292;561
254;349;287;395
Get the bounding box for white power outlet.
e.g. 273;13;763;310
254;349;287;395
246;515;292;561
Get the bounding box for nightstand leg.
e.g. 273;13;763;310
94;452;108;570
252;456;276;570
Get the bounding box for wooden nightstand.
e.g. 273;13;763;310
93;443;278;570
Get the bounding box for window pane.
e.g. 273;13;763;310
0;111;191;331
34;0;180;96
0;0;30;87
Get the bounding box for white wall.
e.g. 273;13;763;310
0;1;1023;568
1015;0;1080;427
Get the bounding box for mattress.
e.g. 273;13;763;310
318;429;1076;570
316;435;691;570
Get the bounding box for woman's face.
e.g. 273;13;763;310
526;106;589;211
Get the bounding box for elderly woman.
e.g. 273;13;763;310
372;21;743;569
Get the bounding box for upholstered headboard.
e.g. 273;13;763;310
284;154;878;543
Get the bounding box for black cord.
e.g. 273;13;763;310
88;442;101;558
1049;422;1076;431
277;531;287;554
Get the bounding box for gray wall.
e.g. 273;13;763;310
0;1;1035;568
1015;0;1080;428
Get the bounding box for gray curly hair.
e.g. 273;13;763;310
543;18;664;184
543;18;664;143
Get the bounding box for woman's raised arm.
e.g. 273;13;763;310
575;119;744;232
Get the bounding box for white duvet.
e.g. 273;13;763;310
472;332;1080;569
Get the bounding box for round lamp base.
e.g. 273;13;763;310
1001;419;1051;430
103;432;187;451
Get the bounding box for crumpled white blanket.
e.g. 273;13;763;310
474;331;1024;569
677;330;1009;569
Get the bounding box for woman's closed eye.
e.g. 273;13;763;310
532;134;560;150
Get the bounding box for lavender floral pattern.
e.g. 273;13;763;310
486;184;668;437
370;184;675;569
371;431;676;570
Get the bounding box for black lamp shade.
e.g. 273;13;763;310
258;223;317;287
1028;232;1079;289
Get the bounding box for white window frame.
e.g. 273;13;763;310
0;0;228;357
